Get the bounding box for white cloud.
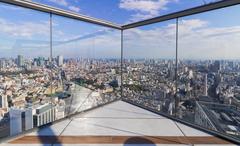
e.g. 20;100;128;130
0;18;49;38
1;14;240;60
119;0;178;22
120;0;168;15
0;3;28;11
68;6;80;12
50;18;240;59
179;19;208;29
123;19;240;60
53;29;121;59
48;0;68;6
129;13;157;22
47;0;81;13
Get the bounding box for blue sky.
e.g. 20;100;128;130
0;0;240;59
31;0;219;24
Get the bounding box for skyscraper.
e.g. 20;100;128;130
204;74;208;96
38;57;45;66
116;75;121;86
210;60;221;72
57;55;63;66
0;59;5;70
17;55;24;67
0;95;8;108
33;103;56;127
9;108;22;136
9;108;33;136
24;108;33;131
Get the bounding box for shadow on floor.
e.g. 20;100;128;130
37;123;62;146
124;137;156;146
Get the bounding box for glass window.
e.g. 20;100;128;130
178;5;240;139
123;20;177;116
0;2;50;138
52;15;121;117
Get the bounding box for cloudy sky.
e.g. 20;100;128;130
30;0;219;24
0;0;239;59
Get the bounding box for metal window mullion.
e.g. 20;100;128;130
175;18;179;117
121;30;123;100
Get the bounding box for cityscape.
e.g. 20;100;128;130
0;55;121;138
123;59;240;137
1;53;240;139
0;0;240;144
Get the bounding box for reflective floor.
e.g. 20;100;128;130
3;101;237;146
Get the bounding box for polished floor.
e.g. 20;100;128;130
3;101;237;146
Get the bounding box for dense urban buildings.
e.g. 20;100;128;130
123;59;240;138
0;55;121;138
0;0;240;144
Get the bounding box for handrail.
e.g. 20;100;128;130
1;0;240;30
122;0;240;29
0;0;122;30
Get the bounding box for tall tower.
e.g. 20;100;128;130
0;59;5;70
0;95;8;109
9;108;33;136
57;55;63;66
17;55;24;67
9;108;22;136
204;74;208;96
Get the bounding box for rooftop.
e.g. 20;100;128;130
4;100;235;145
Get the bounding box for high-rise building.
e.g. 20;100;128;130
204;74;208;96
210;60;221;72
188;70;193;79
23;108;33;131
116;75;121;87
0;59;5;70
57;55;63;66
9;109;22;136
38;57;45;66
9;108;33;136
17;55;24;67
33;57;45;66
0;95;8;109
33;60;38;67
33;103;56;127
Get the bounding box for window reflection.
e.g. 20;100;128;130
52;15;121;117
0;3;51;137
123;20;177;116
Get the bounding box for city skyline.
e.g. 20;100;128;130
1;0;240;144
0;2;240;59
31;0;220;24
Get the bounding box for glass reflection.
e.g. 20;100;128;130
178;5;240;138
123;20;177;116
51;15;121;117
0;3;51;137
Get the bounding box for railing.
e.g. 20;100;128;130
122;3;240;142
0;0;240;144
0;1;121;140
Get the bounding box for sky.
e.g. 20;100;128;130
0;0;240;59
30;0;220;24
